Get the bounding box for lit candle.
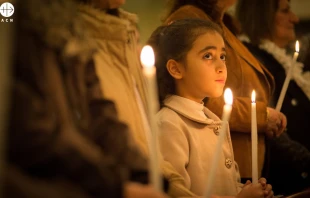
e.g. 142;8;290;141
251;90;258;184
276;40;299;111
140;45;162;191
204;88;233;198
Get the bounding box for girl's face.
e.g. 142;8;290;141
272;0;299;47
176;32;227;102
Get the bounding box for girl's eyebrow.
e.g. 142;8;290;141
198;46;226;54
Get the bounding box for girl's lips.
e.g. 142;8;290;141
215;80;226;84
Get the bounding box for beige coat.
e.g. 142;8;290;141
157;95;242;196
78;6;197;197
165;5;275;178
78;5;150;155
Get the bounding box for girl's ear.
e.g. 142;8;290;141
166;59;184;80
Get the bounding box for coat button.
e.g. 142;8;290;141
225;158;232;169
301;172;308;179
291;98;298;106
213;126;221;136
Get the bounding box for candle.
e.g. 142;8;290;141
204;88;233;198
251;90;258;184
140;45;162;191
276;40;299;111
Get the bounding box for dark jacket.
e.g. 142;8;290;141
244;42;310;195
244;42;310;150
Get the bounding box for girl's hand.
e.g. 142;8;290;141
258;177;274;198
236;180;264;198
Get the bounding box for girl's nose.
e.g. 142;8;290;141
216;61;226;73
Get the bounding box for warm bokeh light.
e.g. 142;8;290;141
224;88;233;105
140;45;155;68
251;90;256;103
295;40;299;53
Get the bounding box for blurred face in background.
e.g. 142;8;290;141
272;0;299;47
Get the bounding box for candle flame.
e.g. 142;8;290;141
224;88;233;105
295;40;299;53
251;90;256;103
140;45;155;68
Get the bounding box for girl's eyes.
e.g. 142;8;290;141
220;54;226;61
203;53;226;61
203;53;212;59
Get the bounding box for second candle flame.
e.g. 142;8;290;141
224;88;233;105
251;90;256;103
295;40;299;53
140;45;155;68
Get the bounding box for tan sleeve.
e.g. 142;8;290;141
158;119;198;197
206;97;267;133
164;5;212;25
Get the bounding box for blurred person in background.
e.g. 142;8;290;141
237;0;310;195
5;0;169;197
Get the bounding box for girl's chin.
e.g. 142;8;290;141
207;93;223;98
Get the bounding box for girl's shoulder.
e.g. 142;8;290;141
156;106;182;122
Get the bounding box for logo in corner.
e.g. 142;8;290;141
0;2;14;18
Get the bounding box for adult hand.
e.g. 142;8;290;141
266;107;287;138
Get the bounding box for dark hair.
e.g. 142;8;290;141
147;18;223;106
236;0;279;45
163;0;219;22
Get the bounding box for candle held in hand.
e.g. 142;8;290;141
276;40;299;111
204;88;233;198
140;45;162;192
251;90;258;184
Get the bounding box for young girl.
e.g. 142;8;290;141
148;19;274;198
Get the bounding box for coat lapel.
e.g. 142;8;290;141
223;25;275;96
223;25;265;74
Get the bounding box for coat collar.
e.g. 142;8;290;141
78;4;138;25
163;95;222;125
78;4;137;41
222;24;275;97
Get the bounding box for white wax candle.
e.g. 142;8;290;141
204;88;233;198
276;40;299;111
140;45;162;191
251;90;258;184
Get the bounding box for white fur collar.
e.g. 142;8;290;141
259;39;310;100
239;35;310;100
